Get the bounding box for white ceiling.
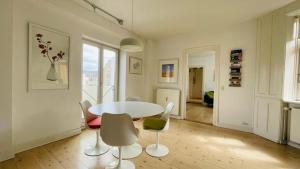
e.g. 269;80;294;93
74;0;294;40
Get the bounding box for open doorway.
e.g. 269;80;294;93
186;50;215;124
189;67;204;103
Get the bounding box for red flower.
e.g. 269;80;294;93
35;34;65;64
41;49;47;54
39;44;45;49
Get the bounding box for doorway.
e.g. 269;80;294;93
188;67;204;103
185;50;216;125
81;40;119;105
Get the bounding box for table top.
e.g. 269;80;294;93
88;101;165;118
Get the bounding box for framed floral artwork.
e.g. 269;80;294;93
129;56;142;74
159;59;178;83
28;23;70;90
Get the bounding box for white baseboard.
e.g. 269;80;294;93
216;122;253;133
0;150;15;162
288;141;300;149
14;128;81;154
252;130;282;143
170;115;183;120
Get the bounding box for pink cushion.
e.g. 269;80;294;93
87;117;101;129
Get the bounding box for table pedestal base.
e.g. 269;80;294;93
112;143;142;159
105;160;135;169
84;143;110;156
145;144;169;157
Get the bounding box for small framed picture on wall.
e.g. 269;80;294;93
129;56;142;74
158;59;179;83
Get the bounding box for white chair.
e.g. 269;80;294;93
111;96;143;159
79;100;110;156
144;102;174;157
101;113;139;169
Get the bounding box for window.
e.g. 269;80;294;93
295;17;300;99
284;17;300;101
82;40;119;105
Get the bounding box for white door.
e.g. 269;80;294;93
254;97;282;142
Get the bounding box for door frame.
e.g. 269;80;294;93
81;39;120;104
181;45;220;126
188;66;205;102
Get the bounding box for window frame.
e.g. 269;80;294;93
81;39;120;104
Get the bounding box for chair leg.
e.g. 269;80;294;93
84;129;110;156
145;132;169;157
118;147;122;167
96;130;100;146
156;132;159;149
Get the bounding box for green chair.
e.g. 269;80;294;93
143;102;174;157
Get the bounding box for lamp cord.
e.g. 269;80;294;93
131;0;134;31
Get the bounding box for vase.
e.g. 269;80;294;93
47;63;58;81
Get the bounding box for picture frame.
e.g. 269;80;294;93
28;23;70;90
129;56;142;74
159;59;179;83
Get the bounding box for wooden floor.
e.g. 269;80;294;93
186;103;213;124
1;119;300;169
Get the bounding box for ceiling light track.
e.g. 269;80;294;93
82;0;123;25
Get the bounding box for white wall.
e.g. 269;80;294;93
12;0;145;153
144;40;158;102
155;20;257;131
188;52;215;95
0;0;14;161
124;51;146;100
119;40;158;102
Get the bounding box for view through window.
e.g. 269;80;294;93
82;41;118;106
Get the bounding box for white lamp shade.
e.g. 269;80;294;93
120;38;143;52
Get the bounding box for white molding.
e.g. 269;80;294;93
14;128;81;153
254;131;281;143
170;114;183;120
216;122;253;133
0;150;15;162
288;141;300;149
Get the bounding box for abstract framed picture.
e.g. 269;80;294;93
129;56;142;74
159;59;178;83
28;23;70;90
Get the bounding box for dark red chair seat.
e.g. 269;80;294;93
87;117;101;129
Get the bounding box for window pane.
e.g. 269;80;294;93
82;44;99;105
103;48;117;103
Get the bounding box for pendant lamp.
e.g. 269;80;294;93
120;0;143;52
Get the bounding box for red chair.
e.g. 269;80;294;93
79;100;110;156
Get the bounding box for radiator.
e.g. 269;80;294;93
290;108;300;144
156;88;180;116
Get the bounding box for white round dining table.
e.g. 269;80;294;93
89;101;164;118
88;101;164;159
